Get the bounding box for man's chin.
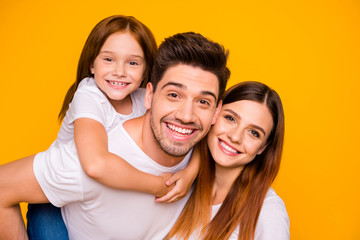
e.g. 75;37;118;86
159;142;195;157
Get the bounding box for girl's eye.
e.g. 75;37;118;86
224;115;235;122
250;129;260;138
129;61;138;66
104;57;113;62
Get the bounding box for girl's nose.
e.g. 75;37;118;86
113;63;126;77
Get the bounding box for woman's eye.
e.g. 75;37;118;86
224;115;235;122
129;61;138;66
250;129;260;138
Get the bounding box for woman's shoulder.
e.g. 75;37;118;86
261;187;288;219
254;187;290;240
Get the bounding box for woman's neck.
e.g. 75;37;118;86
212;164;243;205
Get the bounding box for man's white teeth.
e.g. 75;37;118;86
109;81;127;86
220;140;239;154
167;124;193;135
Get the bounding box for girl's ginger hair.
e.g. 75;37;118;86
58;15;157;121
166;81;285;240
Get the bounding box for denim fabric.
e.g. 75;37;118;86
27;203;69;240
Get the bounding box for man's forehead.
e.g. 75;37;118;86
157;64;220;99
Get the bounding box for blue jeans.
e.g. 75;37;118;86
27;203;69;240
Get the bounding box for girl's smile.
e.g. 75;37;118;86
91;31;145;104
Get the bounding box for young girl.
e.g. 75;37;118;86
0;15;199;240
167;81;290;240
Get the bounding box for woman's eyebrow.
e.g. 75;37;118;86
223;109;266;135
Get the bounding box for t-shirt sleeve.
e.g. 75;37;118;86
33;148;85;207
254;196;290;240
66;87;107;126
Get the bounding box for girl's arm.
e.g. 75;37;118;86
74;118;172;197
155;145;200;203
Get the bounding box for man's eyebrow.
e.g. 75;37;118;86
223;109;266;135
201;90;217;102
161;81;218;101
161;81;185;90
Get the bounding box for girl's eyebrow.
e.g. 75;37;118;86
98;51;144;59
223;109;266;135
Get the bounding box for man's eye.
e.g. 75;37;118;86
169;93;178;98
250;129;260;138
199;99;210;105
224;115;235;122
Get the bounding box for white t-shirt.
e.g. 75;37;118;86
33;77;192;239
183;187;290;240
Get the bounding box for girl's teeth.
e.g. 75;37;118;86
109;81;127;86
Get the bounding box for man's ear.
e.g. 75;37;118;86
144;83;154;110
211;100;222;125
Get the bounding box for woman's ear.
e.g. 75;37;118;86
144;83;153;110
257;142;269;155
90;65;94;74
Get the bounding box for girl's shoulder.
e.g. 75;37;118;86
75;77;109;104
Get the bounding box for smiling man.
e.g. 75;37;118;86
1;32;230;240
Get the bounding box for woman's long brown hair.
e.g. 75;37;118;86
166;81;285;240
58;15;157;121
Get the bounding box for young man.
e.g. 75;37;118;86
0;32;230;240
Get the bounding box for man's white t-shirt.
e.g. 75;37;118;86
33;77;192;239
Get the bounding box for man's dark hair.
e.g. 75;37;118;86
151;32;230;102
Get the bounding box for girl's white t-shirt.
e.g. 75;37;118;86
33;77;193;239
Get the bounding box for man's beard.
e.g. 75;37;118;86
149;113;198;158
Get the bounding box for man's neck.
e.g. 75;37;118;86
123;113;186;167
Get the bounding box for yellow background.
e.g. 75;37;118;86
1;0;359;239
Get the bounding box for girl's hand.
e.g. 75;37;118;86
154;172;174;198
155;169;193;203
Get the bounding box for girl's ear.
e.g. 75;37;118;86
90;65;94;74
144;83;153;110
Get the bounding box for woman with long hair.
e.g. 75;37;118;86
167;81;290;240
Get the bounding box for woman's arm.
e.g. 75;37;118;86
0;155;49;240
156;145;200;203
74;118;171;197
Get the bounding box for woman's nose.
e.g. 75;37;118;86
227;127;243;144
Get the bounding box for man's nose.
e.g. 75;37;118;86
175;100;197;124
